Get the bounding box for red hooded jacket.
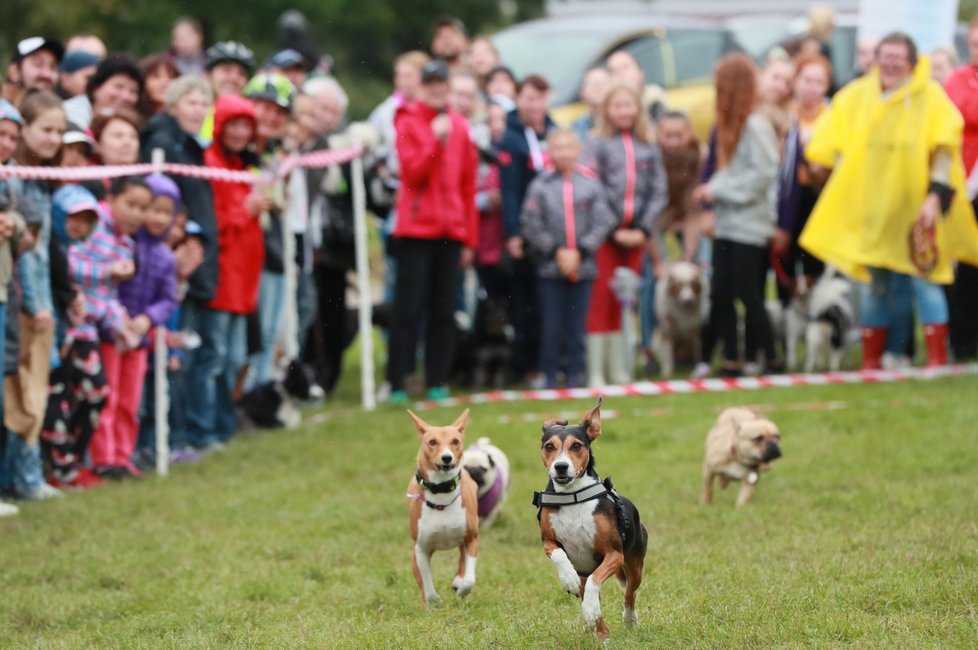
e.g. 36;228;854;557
394;101;478;248
205;95;264;314
945;65;978;175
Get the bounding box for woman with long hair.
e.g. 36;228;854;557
692;53;782;377
3;90;67;499
583;80;667;387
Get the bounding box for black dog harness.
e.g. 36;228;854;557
415;469;461;510
532;476;634;547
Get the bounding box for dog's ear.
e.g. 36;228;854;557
582;397;602;441
451;408;470;435
489;456;495;468
407;410;429;438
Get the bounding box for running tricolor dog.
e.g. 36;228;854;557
533;398;648;642
406;409;479;606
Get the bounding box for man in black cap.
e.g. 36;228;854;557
431;16;470;71
3;37;64;106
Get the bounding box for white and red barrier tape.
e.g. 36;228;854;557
413;364;978;410
0;145;363;185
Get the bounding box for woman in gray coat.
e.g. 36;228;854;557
692;53;782;377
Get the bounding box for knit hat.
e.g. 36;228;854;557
145;173;182;214
60;50;101;73
0;99;23;126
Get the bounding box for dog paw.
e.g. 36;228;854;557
623;607;638;627
424;592;442;606
581;581;602;628
451;575;463;592
559;571;581;595
455;578;475;598
551;549;582;595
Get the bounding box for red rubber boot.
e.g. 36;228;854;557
924;323;949;367
860;327;887;370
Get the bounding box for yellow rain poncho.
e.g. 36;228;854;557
800;56;978;284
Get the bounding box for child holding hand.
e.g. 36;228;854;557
76;175;152;478
520;129;615;388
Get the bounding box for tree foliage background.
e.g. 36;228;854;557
0;0;545;118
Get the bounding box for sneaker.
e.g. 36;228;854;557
0;501;19;516
121;463;143;479
426;386;450;401
387;390;409;405
72;468;103;488
376;381;392;402
21;483;63;500
743;362;761;377
132;449;155;472
527;373;547;390
50;468;103;490
170;447;203;464
881;353;911;370
690;362;711;380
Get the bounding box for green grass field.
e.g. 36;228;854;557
2;375;977;648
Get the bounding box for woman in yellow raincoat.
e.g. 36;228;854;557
800;32;978;368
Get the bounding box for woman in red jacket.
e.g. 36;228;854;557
197;94;267;443
387;59;478;404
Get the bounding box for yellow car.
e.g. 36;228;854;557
492;14;792;140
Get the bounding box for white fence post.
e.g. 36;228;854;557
351;142;376;411
151;147;171;476
154;325;170;477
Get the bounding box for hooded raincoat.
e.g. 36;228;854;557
800;56;978;284
115;174;179;346
204;95;264;314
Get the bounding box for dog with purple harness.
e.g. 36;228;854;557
462;437;512;530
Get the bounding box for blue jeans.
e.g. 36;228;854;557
0;430;44;496
138;362;187;453
183;303;247;447
639;255;656;350
861;268;949;353
251;271;286;385
297;268;317;358
538;277;592;388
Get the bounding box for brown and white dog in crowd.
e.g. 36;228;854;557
652;261;709;377
406;409;479;606
534;399;648;642
702;407;783;508
461;437;511;530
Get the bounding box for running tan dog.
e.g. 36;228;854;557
406;409;479;606
702;407;782;508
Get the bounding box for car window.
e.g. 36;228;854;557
669;30;729;83
492;29;612;103
829;26;857;83
620;37;667;86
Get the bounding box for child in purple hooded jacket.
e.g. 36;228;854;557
90;174;179;478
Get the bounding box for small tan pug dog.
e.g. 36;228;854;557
702;407;782;508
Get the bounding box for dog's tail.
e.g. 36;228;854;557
476;436;492;446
